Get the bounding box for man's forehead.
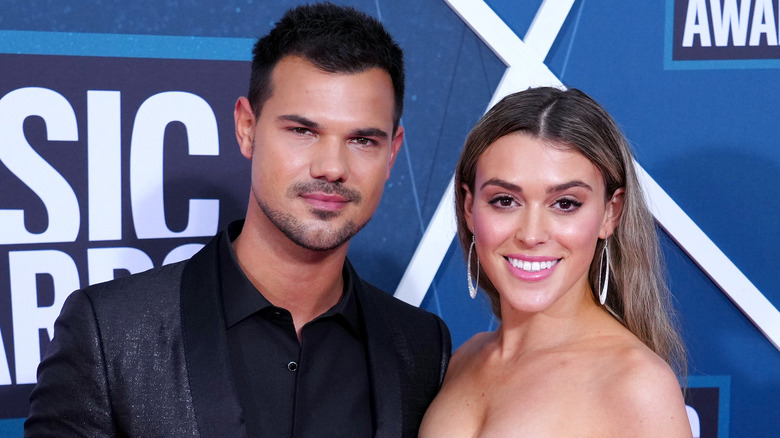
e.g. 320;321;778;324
263;56;396;129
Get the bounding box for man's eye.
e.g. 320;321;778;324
290;127;312;135
352;137;376;146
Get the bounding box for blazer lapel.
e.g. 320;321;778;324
180;233;247;438
350;263;403;438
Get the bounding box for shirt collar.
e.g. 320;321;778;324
218;221;362;337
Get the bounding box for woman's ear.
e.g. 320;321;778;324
462;183;475;233
599;187;625;239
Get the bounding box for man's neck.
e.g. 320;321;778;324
232;216;348;337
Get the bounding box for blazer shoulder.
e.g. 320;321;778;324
84;261;186;301
360;278;447;327
72;261;190;343
356;275;451;357
82;231;219;307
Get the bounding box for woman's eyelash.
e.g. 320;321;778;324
488;195;516;207
556;198;583;210
485;195;583;211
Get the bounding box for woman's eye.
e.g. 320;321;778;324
489;195;516;208
556;198;582;211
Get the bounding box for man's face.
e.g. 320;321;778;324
236;55;403;251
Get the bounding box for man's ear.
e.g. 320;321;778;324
462;183;475;233
599;187;625;239
234;96;255;160
385;125;404;179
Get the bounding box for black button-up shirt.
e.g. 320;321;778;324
219;222;373;437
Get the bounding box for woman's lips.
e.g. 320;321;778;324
505;255;560;281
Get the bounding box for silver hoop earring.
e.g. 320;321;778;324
467;235;480;299
597;239;610;305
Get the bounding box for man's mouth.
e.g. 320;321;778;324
300;192;350;211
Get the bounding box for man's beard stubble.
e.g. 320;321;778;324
255;180;368;251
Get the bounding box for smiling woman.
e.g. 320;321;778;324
419;87;692;437
464;133;614;311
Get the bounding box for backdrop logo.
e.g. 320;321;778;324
0;52;249;418
685;376;731;438
668;0;780;67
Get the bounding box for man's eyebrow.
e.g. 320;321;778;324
278;115;388;139
351;128;388;139
278;114;321;129
480;178;593;193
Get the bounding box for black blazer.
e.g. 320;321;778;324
25;232;451;437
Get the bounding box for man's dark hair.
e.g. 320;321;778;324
249;2;405;132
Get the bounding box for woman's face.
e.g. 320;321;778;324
463;132;623;316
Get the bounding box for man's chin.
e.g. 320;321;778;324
256;197;368;251
285;221;365;252
310;208;342;221
290;233;353;252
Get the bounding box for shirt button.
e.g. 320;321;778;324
287;361;298;372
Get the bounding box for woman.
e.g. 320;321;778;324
420;87;691;437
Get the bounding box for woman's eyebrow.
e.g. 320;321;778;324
547;180;593;193
480;178;522;192
479;178;593;193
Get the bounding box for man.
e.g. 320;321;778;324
25;3;451;437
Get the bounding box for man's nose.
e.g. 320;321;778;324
309;137;349;183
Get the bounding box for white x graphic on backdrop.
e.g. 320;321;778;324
394;0;780;352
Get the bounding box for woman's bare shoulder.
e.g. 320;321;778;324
596;340;692;437
419;331;497;438
446;331;495;372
